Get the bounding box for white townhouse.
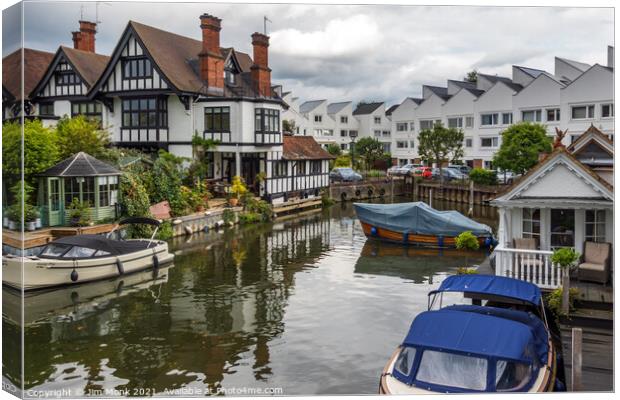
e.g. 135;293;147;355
390;97;421;165
12;14;334;203
281;91;309;135
298;99;337;148
353;102;392;153
327;101;358;152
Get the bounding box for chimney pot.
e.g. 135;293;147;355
251;32;271;97
73;20;97;52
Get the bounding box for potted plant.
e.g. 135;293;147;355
551;247;580;276
455;231;480;271
68;198;92;227
24;204;39;231
229;176;247;207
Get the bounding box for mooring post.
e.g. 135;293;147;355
429;189;433;208
562;273;570;316
391;176;394;202
571;327;583;391
468;180;474;216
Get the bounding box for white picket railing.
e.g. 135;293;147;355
492;246;565;290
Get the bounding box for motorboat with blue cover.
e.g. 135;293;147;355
379;274;557;393
2;217;174;290
354;202;495;248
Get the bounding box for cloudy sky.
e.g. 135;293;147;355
2;1;614;106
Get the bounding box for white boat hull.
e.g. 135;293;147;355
2;240;174;291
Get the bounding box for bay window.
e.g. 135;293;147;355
255;108;280;132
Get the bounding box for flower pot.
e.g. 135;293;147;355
3;217;9;228
35;218;42;229
229;198;239;207
26;221;36;231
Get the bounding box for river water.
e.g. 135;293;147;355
3;198;498;396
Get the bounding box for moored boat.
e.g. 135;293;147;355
354;202;495;248
2;217;174;291
379;274;557;394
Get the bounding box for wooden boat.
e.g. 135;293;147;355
354;202;495;248
2;217;174;291
379;275;558;394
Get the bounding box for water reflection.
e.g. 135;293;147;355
2;199;499;395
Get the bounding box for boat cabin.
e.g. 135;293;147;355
490;126;614;289
37;152;121;227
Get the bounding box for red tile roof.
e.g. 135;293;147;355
2;48;54;100
283;135;336;160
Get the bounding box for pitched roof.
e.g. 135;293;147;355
448;79;477;90
39;152;121;177
385;104;399;116
478;73;523;92
2;48;55;101
557;57;591;72
60;46;110;87
299;99;325;113
424;85;450;100
282;135;336;160
353;101;383;115
408;97;424;105
127;21;256;96
514;65;547;78
567;124;614;158
327;101;351;114
464;87;485;97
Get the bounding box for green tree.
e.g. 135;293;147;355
149;150;189;216
282;119;297;133
2;120;60;189
56;115;111;159
119;171;152;237
189;135;219;182
492;122;552;175
417;122;464;183
326;143;342;157
464;70;478;83
355;137;385;171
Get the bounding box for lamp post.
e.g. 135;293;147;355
349;130;358;169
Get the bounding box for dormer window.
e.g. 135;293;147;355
225;69;236;85
122;57;153;79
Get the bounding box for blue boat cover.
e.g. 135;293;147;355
403;309;547;364
354;202;493;237
430;274;542;306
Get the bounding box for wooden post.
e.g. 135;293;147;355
429;189;433;208
468;180;474;216
391;177;394;202
562;273;570;316
571;327;583;391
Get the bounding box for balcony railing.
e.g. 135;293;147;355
492;245;565;289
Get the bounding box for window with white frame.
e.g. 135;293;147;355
465;138;473;148
601;104;614;118
585;210;606;243
480;136;498;148
480;113;499;126
546;108;560;122
340;130;348;137
396;141;408;149
521;109;541;122
314;114;322;122
374;116;381;124
571;105;595;120
522;208;541;243
420;120;434;130
396;123;408;131
409;122;415;131
448;117;463;128
340;116;348;123
382;130;390;137
409;140;415;149
382;142;391;152
502;112;513;125
340;143;348;150
465;116;474;128
374;130;382;137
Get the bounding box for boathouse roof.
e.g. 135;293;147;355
283;135;336;160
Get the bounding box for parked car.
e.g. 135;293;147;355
413;166;433;179
395;163;421;176
495;169;519;184
329;167;363;182
386;165;401;177
432;167;466;181
448;164;472;175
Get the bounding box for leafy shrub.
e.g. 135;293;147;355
333;155;351;167
238;212;261;225
551;247;580;269
155;221;174;240
67;198;92;227
244;195;273;221
456;267;477;275
469;168;497;185
366;169;386;178
455;231;480;251
546;287;579;318
222;209;236;225
119;172;152;237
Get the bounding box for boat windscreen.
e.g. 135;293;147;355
415;349;488;391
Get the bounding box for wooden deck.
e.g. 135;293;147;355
2;224;117;249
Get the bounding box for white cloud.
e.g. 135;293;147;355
270;14;381;58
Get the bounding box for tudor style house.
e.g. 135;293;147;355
5;14;334;203
490;125;613;289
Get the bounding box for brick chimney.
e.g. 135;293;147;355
251;32;271;97
72;20;97;52
199;14;224;92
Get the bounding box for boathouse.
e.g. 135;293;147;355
490;125;613;289
37;152;121;227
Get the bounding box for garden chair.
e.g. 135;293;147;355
578;241;611;284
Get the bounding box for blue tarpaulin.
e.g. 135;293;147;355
354;202;493;237
403;309;546;364
430;274;542;306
